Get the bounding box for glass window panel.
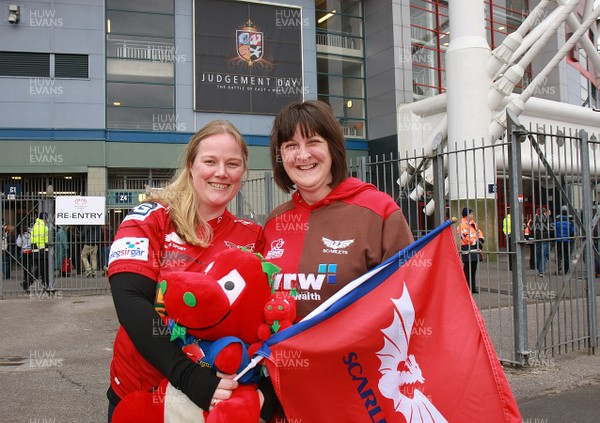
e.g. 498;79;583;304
315;0;362;17
316;30;362;50
411;26;438;49
107;58;174;84
411;1;436;13
316;55;363;78
411;46;438;68
106;35;176;62
413;84;438;101
317;74;364;99
317;95;365;138
107;10;174;38
412;65;439;90
316;14;362;38
107;0;173;14
107;106;177;131
107;82;174;108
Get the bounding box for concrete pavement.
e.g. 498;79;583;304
0;293;599;422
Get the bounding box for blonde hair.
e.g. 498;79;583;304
148;120;248;247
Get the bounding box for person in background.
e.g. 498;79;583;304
31;212;50;290
524;214;536;270
54;225;69;276
533;207;552;277
81;224;102;278
262;100;414;320
106;120;271;422
2;219;11;279
458;207;485;294
502;209;513;269
17;224;35;292
555;205;575;275
101;222;115;275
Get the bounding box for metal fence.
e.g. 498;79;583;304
1;116;598;364
381;111;599;364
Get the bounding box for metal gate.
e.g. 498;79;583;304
1;194;122;298
373;110;599;364
2;122;598;363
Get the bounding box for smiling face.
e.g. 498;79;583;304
280;126;333;204
189;133;246;220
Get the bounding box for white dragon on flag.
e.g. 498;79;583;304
376;283;447;423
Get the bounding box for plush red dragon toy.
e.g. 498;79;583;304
112;248;285;423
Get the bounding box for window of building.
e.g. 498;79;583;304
55;54;89;78
106;0;175;130
316;0;366;139
0;52;88;78
410;0;530;100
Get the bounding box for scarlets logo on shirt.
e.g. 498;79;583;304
322;237;354;255
265;238;285;259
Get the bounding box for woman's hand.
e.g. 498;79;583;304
209;372;239;411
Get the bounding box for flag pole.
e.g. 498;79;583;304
234;354;264;382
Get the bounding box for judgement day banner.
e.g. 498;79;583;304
194;0;304;114
255;221;522;422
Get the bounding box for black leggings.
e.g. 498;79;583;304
463;260;478;291
106;386;120;423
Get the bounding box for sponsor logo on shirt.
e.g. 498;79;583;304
164;232;187;251
123;203;163;222
224;240;256;252
322;237;354;254
265;238;285;259
234;219;254;226
109;237;149;263
274;263;337;294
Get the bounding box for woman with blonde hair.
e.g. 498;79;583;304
106;120;264;421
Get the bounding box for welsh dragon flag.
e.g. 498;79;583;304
254;220;521;422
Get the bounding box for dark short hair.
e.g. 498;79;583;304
39;212;48;219
270;100;348;193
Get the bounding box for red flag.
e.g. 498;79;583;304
258;222;521;422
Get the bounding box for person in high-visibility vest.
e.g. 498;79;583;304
502;211;513;269
457;207;485;294
31;212;49;290
524;216;535;269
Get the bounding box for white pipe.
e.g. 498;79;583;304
490;5;600;140
495;6;563;80
446;1;493;200
489;0;581;112
558;0;600;83
488;0;552;77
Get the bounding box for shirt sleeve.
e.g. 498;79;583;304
381;209;415;261
107;203;167;282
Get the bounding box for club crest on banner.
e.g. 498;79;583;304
377;283;447;422
236;20;263;65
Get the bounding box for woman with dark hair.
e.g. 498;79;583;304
263;100;414;320
106;120;267;421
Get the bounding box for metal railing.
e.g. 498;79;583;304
2;117;598;363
